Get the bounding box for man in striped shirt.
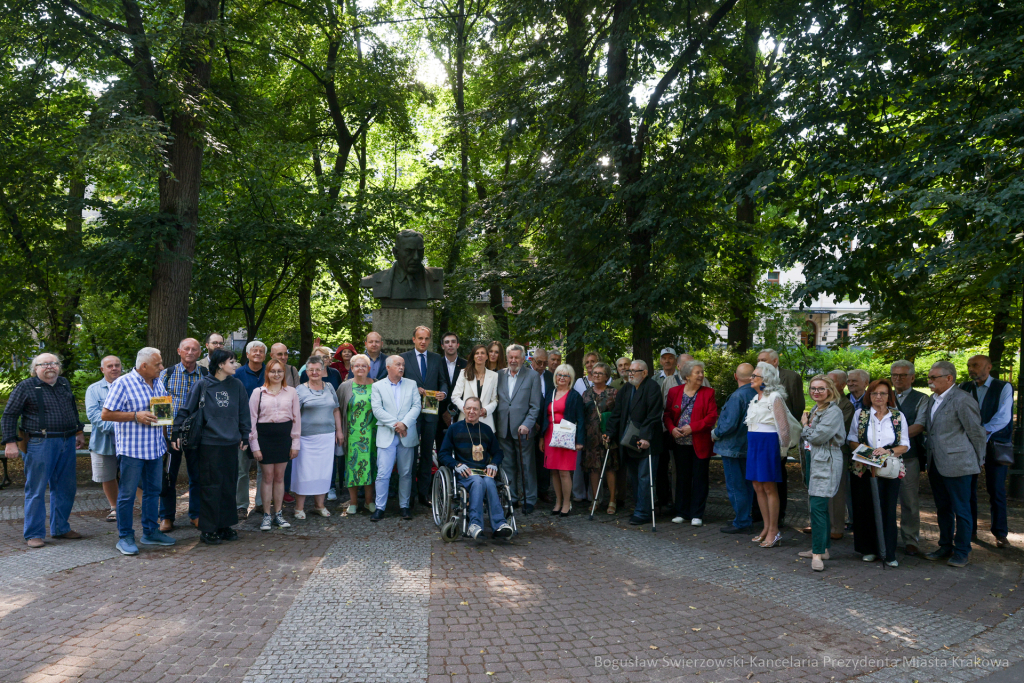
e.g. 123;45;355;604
102;347;177;556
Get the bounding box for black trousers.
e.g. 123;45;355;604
655;442;672;509
198;444;239;534
850;472;900;562
414;415;438;500
534;432;551;498
672;444;709;519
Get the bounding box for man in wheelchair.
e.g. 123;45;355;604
437;397;514;540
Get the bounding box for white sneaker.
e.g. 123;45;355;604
294;510;306;520
468;524;483;540
260;514;272;531
885;559;899;568
366;502;376;513
347;505;358;514
691;518;703;527
862;554;877;562
327;488;337;501
671;516;685;524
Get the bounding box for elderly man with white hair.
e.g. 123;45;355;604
370;355;421;521
102;347;176;556
2;353;86;548
234;340;267;517
495;343;543;514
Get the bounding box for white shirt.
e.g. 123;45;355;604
573;376;592;396
848;407;911;450
445;357;459;385
507;368;520;396
930;388;947;419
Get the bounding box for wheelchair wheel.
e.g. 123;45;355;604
497;471;518;536
431;466;453;528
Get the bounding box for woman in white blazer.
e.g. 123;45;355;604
451;345;499;430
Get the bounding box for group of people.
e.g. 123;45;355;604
0;332;1013;567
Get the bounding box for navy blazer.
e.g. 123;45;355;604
539;389;586;448
400;349;451;422
539;369;555;402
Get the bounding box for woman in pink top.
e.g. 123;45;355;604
249;358;301;530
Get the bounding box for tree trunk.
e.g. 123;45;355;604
439;0;471;339
144;0;219;362
299;269;314;360
727;18;761;353
49;176;86;372
988;278;1015;377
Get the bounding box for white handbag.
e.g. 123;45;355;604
876;456;902;479
548;398;577;450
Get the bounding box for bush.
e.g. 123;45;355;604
693;348;759;407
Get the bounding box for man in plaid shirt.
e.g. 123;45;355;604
1;353;86;548
158;338;207;532
102;347;177;555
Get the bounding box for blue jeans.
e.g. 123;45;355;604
929;466;973;560
457;474;507;530
374;437;415;510
721;456;754;529
118;456;163;539
625;452;659;521
159;445;199;522
22;436;77;540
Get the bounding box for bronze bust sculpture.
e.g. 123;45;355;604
360;229;443;308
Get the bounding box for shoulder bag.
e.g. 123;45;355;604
548;396;578;450
178;383;207;450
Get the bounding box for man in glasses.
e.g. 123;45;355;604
2;353;86;548
914;361;986;567
890;360;927;555
196;332;225;370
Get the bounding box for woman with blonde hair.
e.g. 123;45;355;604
797;374;846;570
745;361;790;548
249;357;300;530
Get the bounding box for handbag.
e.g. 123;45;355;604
548;398;578;450
989;441;1015;467
620;421;643;455
178;384;206;450
876;456;902;479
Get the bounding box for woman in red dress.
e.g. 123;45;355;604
539;364;586;516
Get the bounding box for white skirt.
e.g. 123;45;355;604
292;433;335;495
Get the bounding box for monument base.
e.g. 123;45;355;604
372;307;435;355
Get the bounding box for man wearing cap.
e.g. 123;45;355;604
655;348;684;405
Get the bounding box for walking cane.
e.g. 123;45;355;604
590;448;611;520
869;472;887;570
647;448;657;533
515;433;528;508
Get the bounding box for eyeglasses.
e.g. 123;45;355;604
37;361;61;368
869;392;890;398
555;373;571;379
208;341;224;347
751;374;762;379
627;369;644;374
926;374;949;381
809;387;828;393
890;373;911;379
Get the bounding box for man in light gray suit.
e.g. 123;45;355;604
370;355;422;522
495;344;542;514
915;360;986;567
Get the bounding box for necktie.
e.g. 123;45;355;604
419;353;427;381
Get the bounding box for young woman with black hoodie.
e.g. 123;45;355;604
174;348;252;545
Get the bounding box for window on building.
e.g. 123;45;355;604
837;322;850;341
800;321;817;349
766;271;780;285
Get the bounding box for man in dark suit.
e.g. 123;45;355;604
757;349;805;525
400;326;450;508
531;348;555;502
891;360;927;555
360;230;444;302
604;360;664;525
435;332;467;452
362;331;390;382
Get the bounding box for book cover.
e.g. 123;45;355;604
422;390;439;415
151;396;173;426
851;444;883;467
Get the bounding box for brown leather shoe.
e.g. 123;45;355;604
996;536;1010;548
53;530;82;539
191;518;199;528
830;532;843;540
905;544;919;556
800;526;813;535
159;519;174;533
26;538;44;548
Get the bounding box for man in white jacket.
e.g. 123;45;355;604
370;355;422;521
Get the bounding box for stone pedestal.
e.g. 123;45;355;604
372;307;435;355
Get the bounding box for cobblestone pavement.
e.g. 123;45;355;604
0;471;1020;683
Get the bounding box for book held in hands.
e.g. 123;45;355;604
150;396;173;426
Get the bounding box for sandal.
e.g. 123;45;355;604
106;508;117;522
760;532;782;548
606;501;617;515
751;533;766;543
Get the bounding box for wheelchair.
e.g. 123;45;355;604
431;465;519;542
